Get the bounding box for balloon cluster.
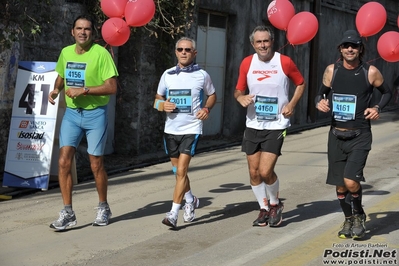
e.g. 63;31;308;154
267;0;318;45
100;0;156;46
267;0;399;63
355;1;399;63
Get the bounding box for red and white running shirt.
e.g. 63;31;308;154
236;52;304;130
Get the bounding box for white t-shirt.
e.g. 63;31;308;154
157;66;216;134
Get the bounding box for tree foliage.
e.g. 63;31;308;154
1;0;50;49
1;0;196;49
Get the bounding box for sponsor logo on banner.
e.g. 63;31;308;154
3;61;59;190
17;131;45;139
16;141;45;151
19;120;29;128
29;121;46;129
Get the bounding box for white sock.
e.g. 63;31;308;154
266;179;280;205
251;182;269;210
184;190;194;203
171;203;181;216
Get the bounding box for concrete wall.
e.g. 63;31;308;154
200;0;399;135
198;0;315;136
315;0;399;120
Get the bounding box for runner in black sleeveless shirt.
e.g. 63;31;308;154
315;30;391;239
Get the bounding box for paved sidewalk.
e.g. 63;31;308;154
0;118;332;199
0;135;243;198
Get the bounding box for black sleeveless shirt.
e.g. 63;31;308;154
330;61;374;129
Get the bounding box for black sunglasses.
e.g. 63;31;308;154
176;48;193;52
341;43;360;49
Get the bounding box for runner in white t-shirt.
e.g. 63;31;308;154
234;25;305;227
154;37;216;228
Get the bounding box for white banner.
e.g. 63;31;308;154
3;61;59;190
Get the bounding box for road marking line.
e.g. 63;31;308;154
264;190;399;266
223;166;399;266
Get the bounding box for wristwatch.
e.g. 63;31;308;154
83;87;90;96
373;105;380;113
203;107;210;113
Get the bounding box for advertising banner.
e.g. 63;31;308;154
3;61;59;190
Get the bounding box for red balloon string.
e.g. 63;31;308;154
277;42;290;52
100;42;116;60
367;57;381;64
109;46;115;59
94;38;110;51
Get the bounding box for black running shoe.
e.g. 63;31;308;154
268;200;284;227
352;213;366;239
338;217;353;239
252;209;269;226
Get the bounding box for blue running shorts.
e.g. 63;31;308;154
59;106;108;156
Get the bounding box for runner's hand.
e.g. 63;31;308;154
364;107;380;120
48;89;59;105
237;94;254;107
163;98;176;113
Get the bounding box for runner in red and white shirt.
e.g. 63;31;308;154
234;25;305;227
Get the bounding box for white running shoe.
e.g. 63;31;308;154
92;206;112;226
162;211;178;228
50;209;77;230
183;196;200;223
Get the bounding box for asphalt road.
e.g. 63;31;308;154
1;111;399;266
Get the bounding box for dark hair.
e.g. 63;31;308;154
249;25;274;44
72;15;96;31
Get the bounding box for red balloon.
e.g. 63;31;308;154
125;0;156;27
377;31;399;62
100;0;128;18
101;18;131;46
355;2;386;37
267;0;295;31
286;12;318;45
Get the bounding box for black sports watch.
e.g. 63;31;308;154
373;105;380;113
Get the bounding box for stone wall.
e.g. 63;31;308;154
114;29;172;156
0;1;92;172
0;44;19;170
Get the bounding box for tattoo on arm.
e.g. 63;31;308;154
322;69;329;86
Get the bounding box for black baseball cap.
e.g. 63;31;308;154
339;30;362;46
